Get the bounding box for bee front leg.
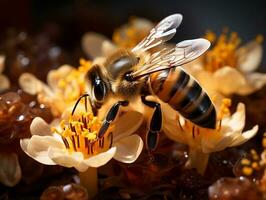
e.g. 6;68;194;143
141;96;162;152
98;100;129;138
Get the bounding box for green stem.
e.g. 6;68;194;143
79;167;98;198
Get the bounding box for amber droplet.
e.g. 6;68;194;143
208;177;262;200
41;184;88;200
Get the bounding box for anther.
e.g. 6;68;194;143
62;137;70;149
91;142;94;154
72;135;77;151
77;135;80;148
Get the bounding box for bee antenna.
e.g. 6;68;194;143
71;94;95;116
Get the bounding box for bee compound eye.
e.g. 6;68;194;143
93;78;106;102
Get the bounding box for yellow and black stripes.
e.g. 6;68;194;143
150;67;216;129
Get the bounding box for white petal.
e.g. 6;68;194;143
0;153;21;187
229;125;258;147
203;132;237;153
0;74;10;92
82;147;116;168
223;103;246;132
81;32;115;58
113;111;143;142
28;135;64;151
102;40;118;57
237;41;263;72
131;17;153;31
0;55;5;73
213;67;247;95
19;73;45;95
237;72;266;95
20;135;64;165
113;134;143;163
30;117;52;136
48;147;86;171
20;138;30;153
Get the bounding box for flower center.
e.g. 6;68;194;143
204;31;241;72
56;59;92;103
53;112;112;158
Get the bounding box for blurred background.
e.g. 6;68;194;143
0;0;265;67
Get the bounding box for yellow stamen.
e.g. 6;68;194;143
54;60;92;104
242;166;253;176
241;158;251;165
256;34;264;44
53;112;112;158
250;149;259;160
262;133;266;149
79;58;92;72
218;98;232;120
205;30;216;43
251;162;260;170
204;30;241;72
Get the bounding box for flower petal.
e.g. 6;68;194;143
237;72;266;95
237;41;263;72
213;67;247;95
0;55;5;73
0;74;10;92
222;103;246;132
81;32;115;58
19;73;46;95
82;147;116;168
202;103;250;153
48;147;87;171
20;135;64;165
102;40;118;57
47;65;73;91
30;117;52;136
113;111;143;142
113;134;143;163
229;125;258;147
0;153;21;187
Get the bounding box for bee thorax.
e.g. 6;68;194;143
112;79;143;99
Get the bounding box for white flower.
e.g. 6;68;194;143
0;55;10;92
162;99;258;174
20;110;144;172
19;61;91;117
186;32;265;96
81;17;153;59
0;152;21;187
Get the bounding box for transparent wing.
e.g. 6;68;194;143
131;39;210;79
131;14;183;53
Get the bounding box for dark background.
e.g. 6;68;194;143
0;0;265;68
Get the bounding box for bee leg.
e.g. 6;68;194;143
141;96;162;152
98;100;129;138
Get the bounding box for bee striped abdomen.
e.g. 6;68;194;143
150;67;216;129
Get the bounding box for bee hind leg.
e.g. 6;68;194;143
141;96;162;152
98;100;129;138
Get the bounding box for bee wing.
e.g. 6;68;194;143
131;14;183;53
131;38;210;79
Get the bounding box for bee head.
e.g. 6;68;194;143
86;65;109;108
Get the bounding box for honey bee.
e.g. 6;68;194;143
74;14;216;151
